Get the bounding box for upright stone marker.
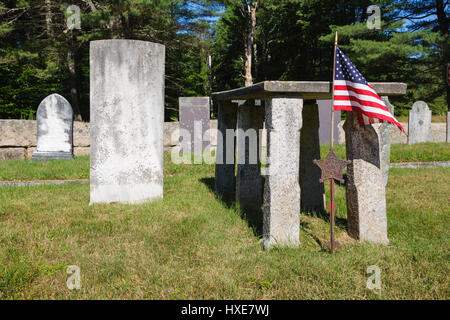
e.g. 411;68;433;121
344;112;389;244
179;97;210;153
317;100;340;145
90;40;165;204
408;101;431;144
31;93;74;161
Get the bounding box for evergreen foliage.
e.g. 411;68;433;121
0;0;448;119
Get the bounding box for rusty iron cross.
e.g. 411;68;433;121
313;149;350;253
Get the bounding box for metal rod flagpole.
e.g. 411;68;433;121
313;31;350;254
329;31;338;253
330;31;338;150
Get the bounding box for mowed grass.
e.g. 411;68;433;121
0;156;89;181
0;143;448;182
0;154;449;299
320;142;450;163
396;115;446;123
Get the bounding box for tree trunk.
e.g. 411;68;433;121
244;1;258;87
44;0;53;38
67;31;82;121
435;0;449;111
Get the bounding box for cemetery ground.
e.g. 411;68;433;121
0;143;449;299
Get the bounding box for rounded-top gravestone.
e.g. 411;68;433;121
31;93;74;162
408;101;431;144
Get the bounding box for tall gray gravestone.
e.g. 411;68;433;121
344;112;389;244
408;101;431;144
90;40;165;204
317;100;340;145
179;97;210;153
31;93;74;161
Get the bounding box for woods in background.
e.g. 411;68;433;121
0;0;448;120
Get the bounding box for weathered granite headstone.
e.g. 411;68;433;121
380;96;394;186
317;100;340;145
344;112;389;244
90;40;165;204
179;97;210;153
31;94;74;161
408;101;431;144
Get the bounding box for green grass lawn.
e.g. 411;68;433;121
0;143;448;182
0;156;89;181
0;153;449;299
320;142;450;163
396;115;446;123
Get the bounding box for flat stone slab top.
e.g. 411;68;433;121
212;81;407;101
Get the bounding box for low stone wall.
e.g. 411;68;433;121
0;119;447;160
0;120;90;160
0;120;219;160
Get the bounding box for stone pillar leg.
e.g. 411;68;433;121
215;100;238;200
236;102;264;228
262;95;303;249
344;112;389;244
299;101;324;212
380;96;394;186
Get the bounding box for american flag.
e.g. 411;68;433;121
333;47;406;134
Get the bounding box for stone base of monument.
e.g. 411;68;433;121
31;151;74;162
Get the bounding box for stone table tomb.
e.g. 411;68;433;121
212;81;407;249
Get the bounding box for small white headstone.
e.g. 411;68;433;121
31;94;74;161
408;101;431;144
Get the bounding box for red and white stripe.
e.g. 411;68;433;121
333;80;406;134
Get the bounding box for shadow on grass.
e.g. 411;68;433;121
302;173;348;229
200;175;349;244
302;209;347;230
199;177;264;238
300;220;326;249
